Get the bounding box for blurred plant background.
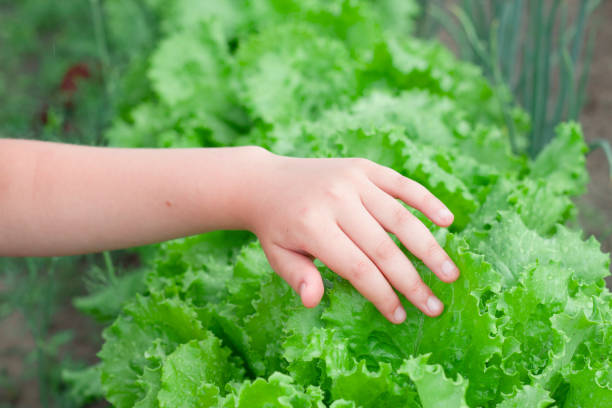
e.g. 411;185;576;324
418;0;606;156
0;0;611;406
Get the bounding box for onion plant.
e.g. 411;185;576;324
419;0;610;170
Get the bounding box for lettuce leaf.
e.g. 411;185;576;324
400;354;469;408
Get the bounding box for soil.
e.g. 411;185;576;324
0;312;36;407
578;0;612;289
0;276;108;408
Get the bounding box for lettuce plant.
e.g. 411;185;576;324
72;0;612;406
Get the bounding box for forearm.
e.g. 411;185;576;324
0;139;266;256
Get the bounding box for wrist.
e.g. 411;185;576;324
219;145;278;232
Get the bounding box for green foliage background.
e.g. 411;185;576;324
0;0;611;407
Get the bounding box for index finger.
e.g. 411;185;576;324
366;164;454;227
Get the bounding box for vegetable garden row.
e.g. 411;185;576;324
61;1;612;407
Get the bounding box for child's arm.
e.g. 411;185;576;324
0;139;458;323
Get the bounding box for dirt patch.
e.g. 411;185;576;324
0;262;107;408
578;0;612;288
0;312;38;407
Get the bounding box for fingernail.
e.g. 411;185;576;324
298;282;306;296
438;208;453;223
441;260;457;279
393;306;406;323
427;296;443;315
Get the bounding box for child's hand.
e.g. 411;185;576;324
0;140;456;324
246;153;459;324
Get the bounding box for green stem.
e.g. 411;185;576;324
574;23;597;121
490;21;518;153
89;0;111;94
26;258;36;277
537;0;560;151
103;251;116;282
431;4;473;60
552;6;571;127
529;0;543;156
588;140;612;182
567;1;589;120
503;0;522;86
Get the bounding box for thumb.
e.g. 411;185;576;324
261;241;324;308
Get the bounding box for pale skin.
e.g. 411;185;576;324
0;139;459;323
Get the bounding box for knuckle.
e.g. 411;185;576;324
350;259;371;284
393;173;407;193
296;206;320;233
419;191;436;209
374;238;397;262
340;158;369;180
403;277;426;300
393;207;412;228
423;239;441;258
246;145;267;155
322;182;346;202
351;157;373;170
